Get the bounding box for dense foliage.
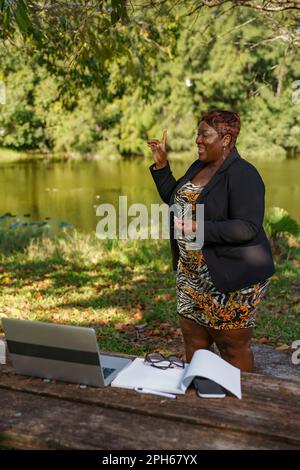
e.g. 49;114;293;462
0;3;299;159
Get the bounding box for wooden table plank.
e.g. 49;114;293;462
0;388;297;450
0;363;299;448
1;348;299;450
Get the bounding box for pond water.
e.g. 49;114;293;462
0;155;299;235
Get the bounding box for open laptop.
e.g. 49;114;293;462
2;318;132;387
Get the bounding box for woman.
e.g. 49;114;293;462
148;109;275;372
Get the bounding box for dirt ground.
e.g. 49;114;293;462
250;340;300;382
170;336;300;382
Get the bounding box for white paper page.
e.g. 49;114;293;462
181;349;242;399
111;358;188;394
0;339;6;365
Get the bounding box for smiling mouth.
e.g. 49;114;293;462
198;146;205;152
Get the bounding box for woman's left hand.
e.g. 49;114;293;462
174;216;197;236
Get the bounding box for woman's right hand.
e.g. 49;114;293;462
147;129;168;169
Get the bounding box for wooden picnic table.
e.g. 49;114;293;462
0;350;299;450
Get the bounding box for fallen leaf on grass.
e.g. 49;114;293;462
134;323;148;330
275;344;290;350
259;337;270;344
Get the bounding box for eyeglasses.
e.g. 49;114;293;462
144;352;185;370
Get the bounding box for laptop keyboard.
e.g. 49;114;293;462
102;367;116;379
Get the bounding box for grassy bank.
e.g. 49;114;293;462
1;147;295;165
0;147;196;164
0;228;299;357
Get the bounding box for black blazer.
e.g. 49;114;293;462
149;146;275;293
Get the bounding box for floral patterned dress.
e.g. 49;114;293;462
174;180;270;330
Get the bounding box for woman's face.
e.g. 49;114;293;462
196;121;230;163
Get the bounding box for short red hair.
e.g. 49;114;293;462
201;109;241;150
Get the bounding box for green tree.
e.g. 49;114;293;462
1;3;300;157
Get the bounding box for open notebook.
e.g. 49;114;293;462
0;338;5;364
111;349;242;399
